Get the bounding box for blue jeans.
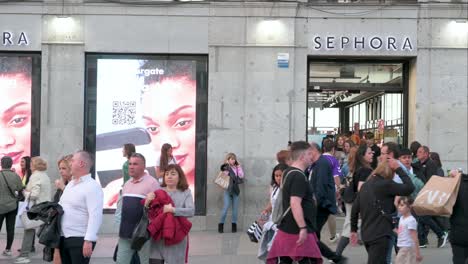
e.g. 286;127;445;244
219;191;239;224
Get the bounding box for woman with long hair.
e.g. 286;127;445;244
429;152;444;176
145;164;194;264
218;153;244;233
122;143;136;184
350;159;415;264
336;144;373;257
156;143;177;182
20;156;32;186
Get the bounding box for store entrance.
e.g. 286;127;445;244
307;59;408;147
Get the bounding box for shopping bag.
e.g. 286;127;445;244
15;201;28;228
214;171;230;190
21;200;44;229
413;173;462;216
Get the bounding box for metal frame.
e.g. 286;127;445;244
84;53;208;215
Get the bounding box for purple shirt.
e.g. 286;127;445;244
323;153;342;178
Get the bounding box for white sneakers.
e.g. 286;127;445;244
14;257;31;263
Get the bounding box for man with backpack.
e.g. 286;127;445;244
266;141;322;264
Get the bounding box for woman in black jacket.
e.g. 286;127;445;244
350;158;414;264
450;172;468;264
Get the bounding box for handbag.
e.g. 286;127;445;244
413;172;462;216
21;200;43;229
131;207;150;251
214;171;230;190
1;171;25;202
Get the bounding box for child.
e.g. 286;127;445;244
395;197;423;264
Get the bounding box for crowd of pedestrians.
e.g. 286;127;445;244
0;134;466;264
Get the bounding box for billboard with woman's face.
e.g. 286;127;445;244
92;57;203;210
0;56;32;173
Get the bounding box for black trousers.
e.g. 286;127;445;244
316;206;340;262
452;244;468;264
278;256;319;264
364;236;389;264
59;237;96;264
0;208;18;250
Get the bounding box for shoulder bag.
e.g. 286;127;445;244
1;171;25;202
214;171;230;190
131;207;150;251
21;199;44;229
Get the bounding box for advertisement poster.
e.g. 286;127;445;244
95;59;197;209
0;56;32;175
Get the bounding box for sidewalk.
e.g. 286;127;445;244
1;224;452;264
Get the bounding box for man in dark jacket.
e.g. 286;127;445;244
412;146;441;183
450;172;468;264
307;142;347;264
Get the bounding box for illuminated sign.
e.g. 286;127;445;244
312;36;413;51
2;31;29;46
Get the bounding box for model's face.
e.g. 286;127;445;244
399;155;412;169
142;77;196;184
58;161;72;181
0;74;31;173
128;157;145;178
364;147;374;163
164;168;180;189
274;169;283;186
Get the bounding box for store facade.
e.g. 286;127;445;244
1;1;467;231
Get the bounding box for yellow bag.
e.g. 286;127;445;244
413;173;462;216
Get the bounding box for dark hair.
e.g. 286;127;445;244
322;138;336;153
429;152;442;168
399;196;414;206
140;60;196;85
383;142;400;159
276;150;290;165
159;143;173;172
409;141;421;157
21;156;32;185
289;141;312;161
420;146;430;154
399;148;412;157
365;132;375;140
123;143;136;159
348;144;371;174
344;131;352;138
130;153;146;166
271;163;289;187
1;156;13;169
161;164;189;191
0;56;32;76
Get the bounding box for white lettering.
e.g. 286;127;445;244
137;68;165;77
311;35;414;52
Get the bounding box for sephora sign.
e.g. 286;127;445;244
312;35;414;51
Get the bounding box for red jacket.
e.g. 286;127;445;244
145;189;192;245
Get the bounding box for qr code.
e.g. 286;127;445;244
112;101;137;125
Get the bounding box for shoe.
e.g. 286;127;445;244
419;244;428;248
438;232;448;248
14;257;31;263
2;249;12;256
232;223;237;233
16;248;35;253
329;233;340;243
218;223;224;233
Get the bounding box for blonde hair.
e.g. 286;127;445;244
369;160;393;180
57;154;72;168
224;153;237;164
32;156;48;171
